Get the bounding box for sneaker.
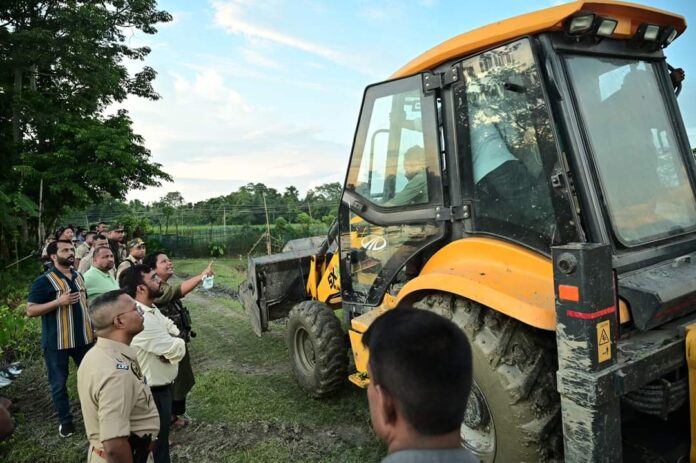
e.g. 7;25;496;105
0;369;18;380
0;376;11;388
7;362;22;376
59;422;75;438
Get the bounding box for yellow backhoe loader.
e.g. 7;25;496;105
240;1;696;461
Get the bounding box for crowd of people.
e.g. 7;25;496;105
25;223;213;463
6;223;476;463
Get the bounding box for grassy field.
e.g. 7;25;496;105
0;259;384;462
173;258;247;292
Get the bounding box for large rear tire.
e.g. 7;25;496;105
413;293;563;463
287;301;347;398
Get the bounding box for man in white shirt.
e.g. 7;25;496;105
120;264;186;463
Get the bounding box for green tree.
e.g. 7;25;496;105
0;0;172;261
155;191;184;234
305;182;342;220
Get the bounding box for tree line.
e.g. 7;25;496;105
61;181;343;235
0;1;172;264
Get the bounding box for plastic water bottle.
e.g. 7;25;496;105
202;275;214;290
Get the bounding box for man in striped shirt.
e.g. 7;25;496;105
27;240;95;438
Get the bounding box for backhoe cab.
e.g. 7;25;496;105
240;1;696;461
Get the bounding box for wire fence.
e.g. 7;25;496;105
145;224;330;259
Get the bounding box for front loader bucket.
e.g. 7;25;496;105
238;247;317;336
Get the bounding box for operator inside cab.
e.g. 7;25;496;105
384;145;429;206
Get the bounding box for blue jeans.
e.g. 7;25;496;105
43;343;93;425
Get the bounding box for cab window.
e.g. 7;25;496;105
455;38;578;251
346;76;441;208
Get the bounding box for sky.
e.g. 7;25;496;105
121;0;696;204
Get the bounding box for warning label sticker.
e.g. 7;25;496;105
596;319;611;363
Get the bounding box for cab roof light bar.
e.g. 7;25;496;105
633;23;678;49
564;12;617;42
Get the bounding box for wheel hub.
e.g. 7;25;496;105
461;381;496;462
294;327;316;372
463;386;490;429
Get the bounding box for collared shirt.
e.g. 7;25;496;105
116;255;140;281
382;448;479;463
77;337;160;454
130;302;186;387
83;266;119;299
75;242;91;260
28;268;95;350
471;122;517;183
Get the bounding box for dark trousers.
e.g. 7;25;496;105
151;385;172;463
172;347;195;416
43;343;92;425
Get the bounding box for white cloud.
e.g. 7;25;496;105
122;63;351;204
212;0;352;69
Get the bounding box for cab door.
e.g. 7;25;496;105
339;74;446;307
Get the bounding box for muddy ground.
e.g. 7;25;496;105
0;280;383;462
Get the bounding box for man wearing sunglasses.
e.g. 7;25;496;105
77;290;160;463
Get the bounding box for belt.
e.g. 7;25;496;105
149;383;172;392
91;440;157;458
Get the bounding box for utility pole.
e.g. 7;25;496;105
307;201;313;220
263;193;272;255
37;178;44;246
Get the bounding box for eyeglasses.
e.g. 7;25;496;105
113;303;144;322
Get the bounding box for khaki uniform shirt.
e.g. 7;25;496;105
154;280;183;306
75;242;91;260
116;255;141;281
77;337;160;462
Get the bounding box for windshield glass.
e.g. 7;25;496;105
565;56;696;246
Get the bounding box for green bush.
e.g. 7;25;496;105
209;242;225;258
0;303;40;362
0;261;43;362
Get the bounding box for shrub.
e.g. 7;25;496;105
0;303;40;362
209;242;225;258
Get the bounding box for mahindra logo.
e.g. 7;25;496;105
361;235;387;251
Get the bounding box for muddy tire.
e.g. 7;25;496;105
413;293;563;463
287;301;347;398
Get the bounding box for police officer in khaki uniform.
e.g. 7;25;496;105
116;238;146;280
77;289;160;463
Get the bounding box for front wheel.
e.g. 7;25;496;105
287;301;347;398
413;293;563;463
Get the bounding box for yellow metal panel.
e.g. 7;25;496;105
619;298;631;323
350;307;388;333
317;253;341;304
348;307;391;375
394;237;631;330
686;325;696;463
395;237;557;330
349;329;370;374
392;1;686;78
348;372;370;389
